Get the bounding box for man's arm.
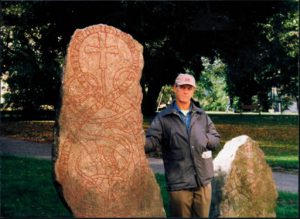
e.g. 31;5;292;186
206;115;220;150
145;116;163;153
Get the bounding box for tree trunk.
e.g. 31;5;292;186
258;91;270;112
142;81;163;116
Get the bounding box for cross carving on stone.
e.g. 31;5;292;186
84;33;118;93
84;33;118;69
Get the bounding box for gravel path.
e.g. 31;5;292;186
1;136;298;193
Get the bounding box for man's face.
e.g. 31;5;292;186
173;84;195;104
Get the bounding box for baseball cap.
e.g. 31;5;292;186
175;73;196;87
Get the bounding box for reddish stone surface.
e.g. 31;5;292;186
54;24;165;217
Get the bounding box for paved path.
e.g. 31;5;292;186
1;136;298;193
148;158;299;193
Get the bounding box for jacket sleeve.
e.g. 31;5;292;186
144;115;163;153
206;115;220;150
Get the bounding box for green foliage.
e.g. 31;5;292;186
222;1;299;112
194;56;228;111
1;1;298;115
261;7;299;59
156;56;229;112
257;1;299;109
156;85;174;111
1;2;62;110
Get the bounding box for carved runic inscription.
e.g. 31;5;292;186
84;33;118;93
54;24;165;217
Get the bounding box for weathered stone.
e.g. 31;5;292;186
54;24;166;217
211;135;278;218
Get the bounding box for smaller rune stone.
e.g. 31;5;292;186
211;135;278;218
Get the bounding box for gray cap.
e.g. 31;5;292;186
175;73;196;87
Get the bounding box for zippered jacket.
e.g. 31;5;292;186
145;101;220;191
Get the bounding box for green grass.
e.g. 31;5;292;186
1;114;298;170
0;156;298;218
1;155;72;217
146;114;299;170
211;114;299;170
208;114;298;126
155;173;170;217
276;191;299;218
155;173;299;218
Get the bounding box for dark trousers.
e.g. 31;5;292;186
169;183;212;218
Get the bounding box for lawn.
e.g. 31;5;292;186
0;113;298;170
209;114;299;170
0;156;298;218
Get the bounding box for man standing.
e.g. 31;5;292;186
145;73;220;217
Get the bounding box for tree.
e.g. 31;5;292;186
258;1;299;111
1;1;296;115
194;56;228;111
1;2;63;111
216;1;299;112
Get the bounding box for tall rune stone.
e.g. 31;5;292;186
54;24;166;217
